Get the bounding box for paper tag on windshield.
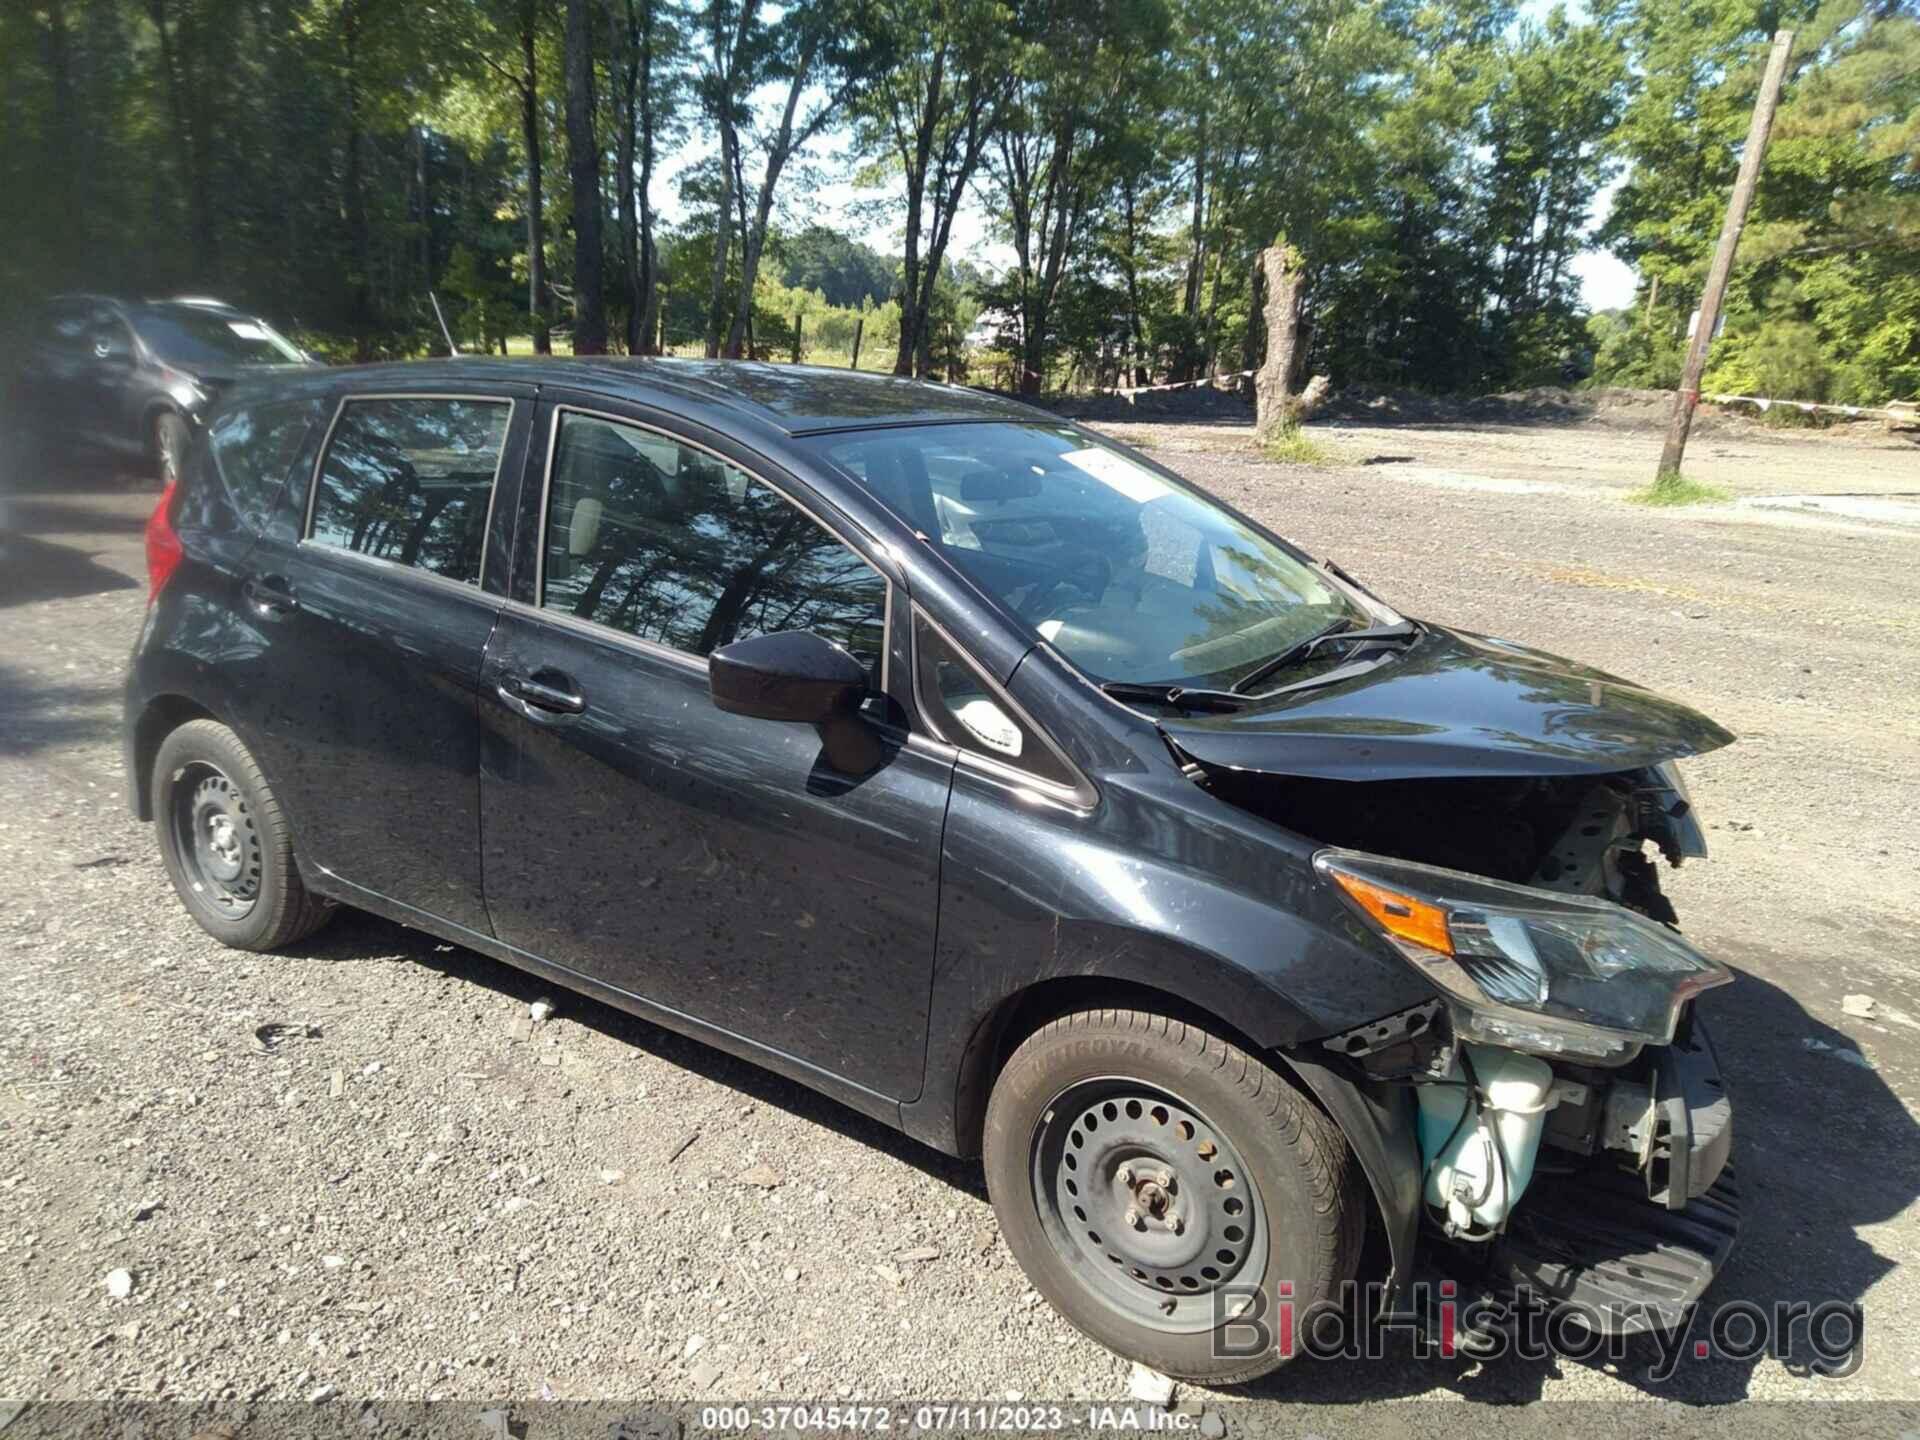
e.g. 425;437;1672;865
227;322;270;342
1060;447;1172;504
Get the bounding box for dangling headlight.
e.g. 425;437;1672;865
1315;848;1732;1063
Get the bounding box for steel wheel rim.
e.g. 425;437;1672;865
1030;1077;1267;1335
168;763;262;918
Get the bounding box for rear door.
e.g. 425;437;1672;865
239;386;532;936
477;396;955;1109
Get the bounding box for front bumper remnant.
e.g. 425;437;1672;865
1484;1161;1740;1335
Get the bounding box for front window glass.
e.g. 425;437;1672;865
130;305;306;366
541;413;887;675
804;422;1359;688
308;397;510;585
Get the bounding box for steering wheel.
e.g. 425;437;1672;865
1018;551;1111;623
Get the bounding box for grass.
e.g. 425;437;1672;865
1628;468;1733;506
1262;423;1346;467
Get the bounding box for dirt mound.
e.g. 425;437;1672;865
1049;385;1255;423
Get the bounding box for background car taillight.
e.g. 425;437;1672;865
145;481;183;601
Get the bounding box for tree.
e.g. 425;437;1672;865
608;0;685;353
983;0;1172;395
851;0;1014;377
565;0;606;352
1598;0;1919;404
702;0;887;358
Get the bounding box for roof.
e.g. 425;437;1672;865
232;357;1045;437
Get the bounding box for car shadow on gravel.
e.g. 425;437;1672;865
0;533;142;607
295;908;989;1196
1243;966;1913;1405
284;910;1910;1405
0;662;119;753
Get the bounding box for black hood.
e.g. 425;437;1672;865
1161;625;1734;782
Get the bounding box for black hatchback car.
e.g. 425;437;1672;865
7;295;313;483
126;360;1740;1380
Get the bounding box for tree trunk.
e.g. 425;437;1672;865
1253;244;1328;439
565;0;606;354
148;0;219;283
521;10;551;354
611;0;642;353
706;117;735;357
726;62;816;360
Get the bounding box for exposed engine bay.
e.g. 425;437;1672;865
1200;764;1700;922
1190;756;1728;1262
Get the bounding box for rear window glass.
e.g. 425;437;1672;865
208;399;329;533
308;397;511;585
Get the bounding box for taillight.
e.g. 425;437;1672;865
145;481;183;601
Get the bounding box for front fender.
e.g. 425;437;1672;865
902;764;1435;1156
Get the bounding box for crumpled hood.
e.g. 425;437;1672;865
1162;625;1734;782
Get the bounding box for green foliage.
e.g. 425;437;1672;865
1593;1;1920;405
1629;471;1733;506
1263;425;1345;467
3;0;1906;401
778;226;897;308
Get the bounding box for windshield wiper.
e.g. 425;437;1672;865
1230;619;1419;695
1100;681;1248;714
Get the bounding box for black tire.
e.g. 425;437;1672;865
151;411;190;485
151;719;331;951
983;1008;1365;1384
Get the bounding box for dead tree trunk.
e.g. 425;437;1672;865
1253;244;1328;441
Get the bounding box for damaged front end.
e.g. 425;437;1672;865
1162;630;1740;1334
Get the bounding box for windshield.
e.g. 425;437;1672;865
130;305;306;367
803;421;1362;688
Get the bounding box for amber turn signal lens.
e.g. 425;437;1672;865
1328;869;1453;956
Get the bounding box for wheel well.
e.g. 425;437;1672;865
950;976;1397;1289
132;695;218;820
953;977;1283;1161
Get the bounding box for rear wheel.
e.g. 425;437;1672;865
151;411;190;485
151;719;331;951
983;1008;1365;1383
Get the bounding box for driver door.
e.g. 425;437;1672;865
478;398;955;1114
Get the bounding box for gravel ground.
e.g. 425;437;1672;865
2;408;1918;1418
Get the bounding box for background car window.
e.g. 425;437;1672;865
42;302;93;349
308;397;509;585
128;305;306;367
914;610;1079;792
542;412;885;673
209;399;329;533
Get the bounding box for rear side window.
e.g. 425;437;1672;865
208;399;329;533
308;397;510;585
541;411;887;672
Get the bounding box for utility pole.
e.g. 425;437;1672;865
1657;29;1794;480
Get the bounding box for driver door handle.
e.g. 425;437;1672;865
500;669;587;716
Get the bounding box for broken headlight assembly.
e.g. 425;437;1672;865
1315;848;1732;1063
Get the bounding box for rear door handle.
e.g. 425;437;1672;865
500;669;586;715
242;573;297;617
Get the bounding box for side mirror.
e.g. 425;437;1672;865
709;631;882;774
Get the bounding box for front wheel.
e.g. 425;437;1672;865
983;1009;1365;1383
151;719;331;951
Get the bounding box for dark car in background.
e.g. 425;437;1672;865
5;295;313;484
124;359;1740;1381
